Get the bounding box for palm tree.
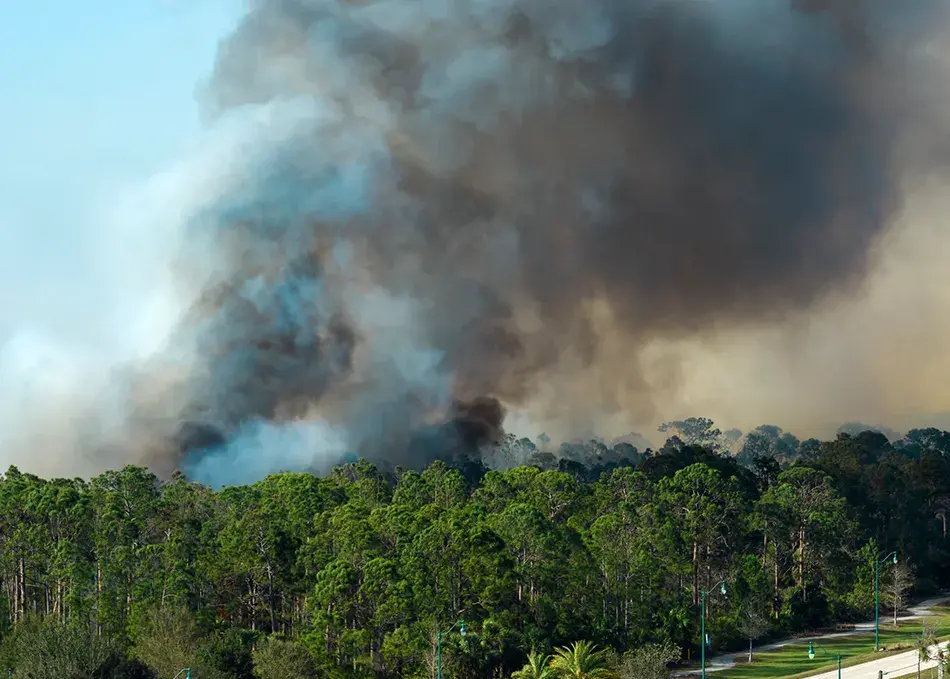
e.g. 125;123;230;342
513;649;556;679
550;641;617;679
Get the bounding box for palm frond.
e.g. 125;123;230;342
513;648;556;679
549;640;617;678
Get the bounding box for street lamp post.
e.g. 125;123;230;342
808;641;841;679
875;551;898;651
437;619;466;679
701;580;727;679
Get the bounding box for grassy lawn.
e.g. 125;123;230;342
713;606;950;679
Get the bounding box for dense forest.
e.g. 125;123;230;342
0;419;948;678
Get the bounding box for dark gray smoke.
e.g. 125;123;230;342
171;0;948;485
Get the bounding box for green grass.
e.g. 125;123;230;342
713;607;950;679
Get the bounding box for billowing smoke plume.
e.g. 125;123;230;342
149;0;948;484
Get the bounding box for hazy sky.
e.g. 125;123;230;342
0;1;243;463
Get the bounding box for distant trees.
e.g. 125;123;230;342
758;467;852;602
658;418;726;451
738;426;800;465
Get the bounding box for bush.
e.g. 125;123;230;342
130;607;201;678
196;628;256;679
0;615;116;679
252;637;317;679
101;655;158;679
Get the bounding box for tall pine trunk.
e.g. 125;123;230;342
692;541;699;605
799;527;807;601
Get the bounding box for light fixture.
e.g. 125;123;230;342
808;643;816;660
720;582;727;595
460;621;466;637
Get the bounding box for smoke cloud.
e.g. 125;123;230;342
4;0;950;484
153;0;950;483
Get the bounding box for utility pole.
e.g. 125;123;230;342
701;580;727;679
437;619;465;679
875;551;898;651
808;642;841;679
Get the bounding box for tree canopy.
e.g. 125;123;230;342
0;423;946;678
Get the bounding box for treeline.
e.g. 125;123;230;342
0;423;947;678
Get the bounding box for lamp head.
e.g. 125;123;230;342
459;621;466;637
808;643;816;660
893;553;898;564
720;582;727;595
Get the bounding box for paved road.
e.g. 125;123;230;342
676;593;950;676
807;640;948;679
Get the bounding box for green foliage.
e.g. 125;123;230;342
195;628;256;679
252;637;317;679
512;649;556;679
0;422;945;677
102;657;157;679
130;607;201;678
618;641;681;679
919;619;939;665
0;615;116;679
550;640;616;678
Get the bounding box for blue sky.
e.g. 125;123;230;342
0;0;242;460
0;0;238;346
